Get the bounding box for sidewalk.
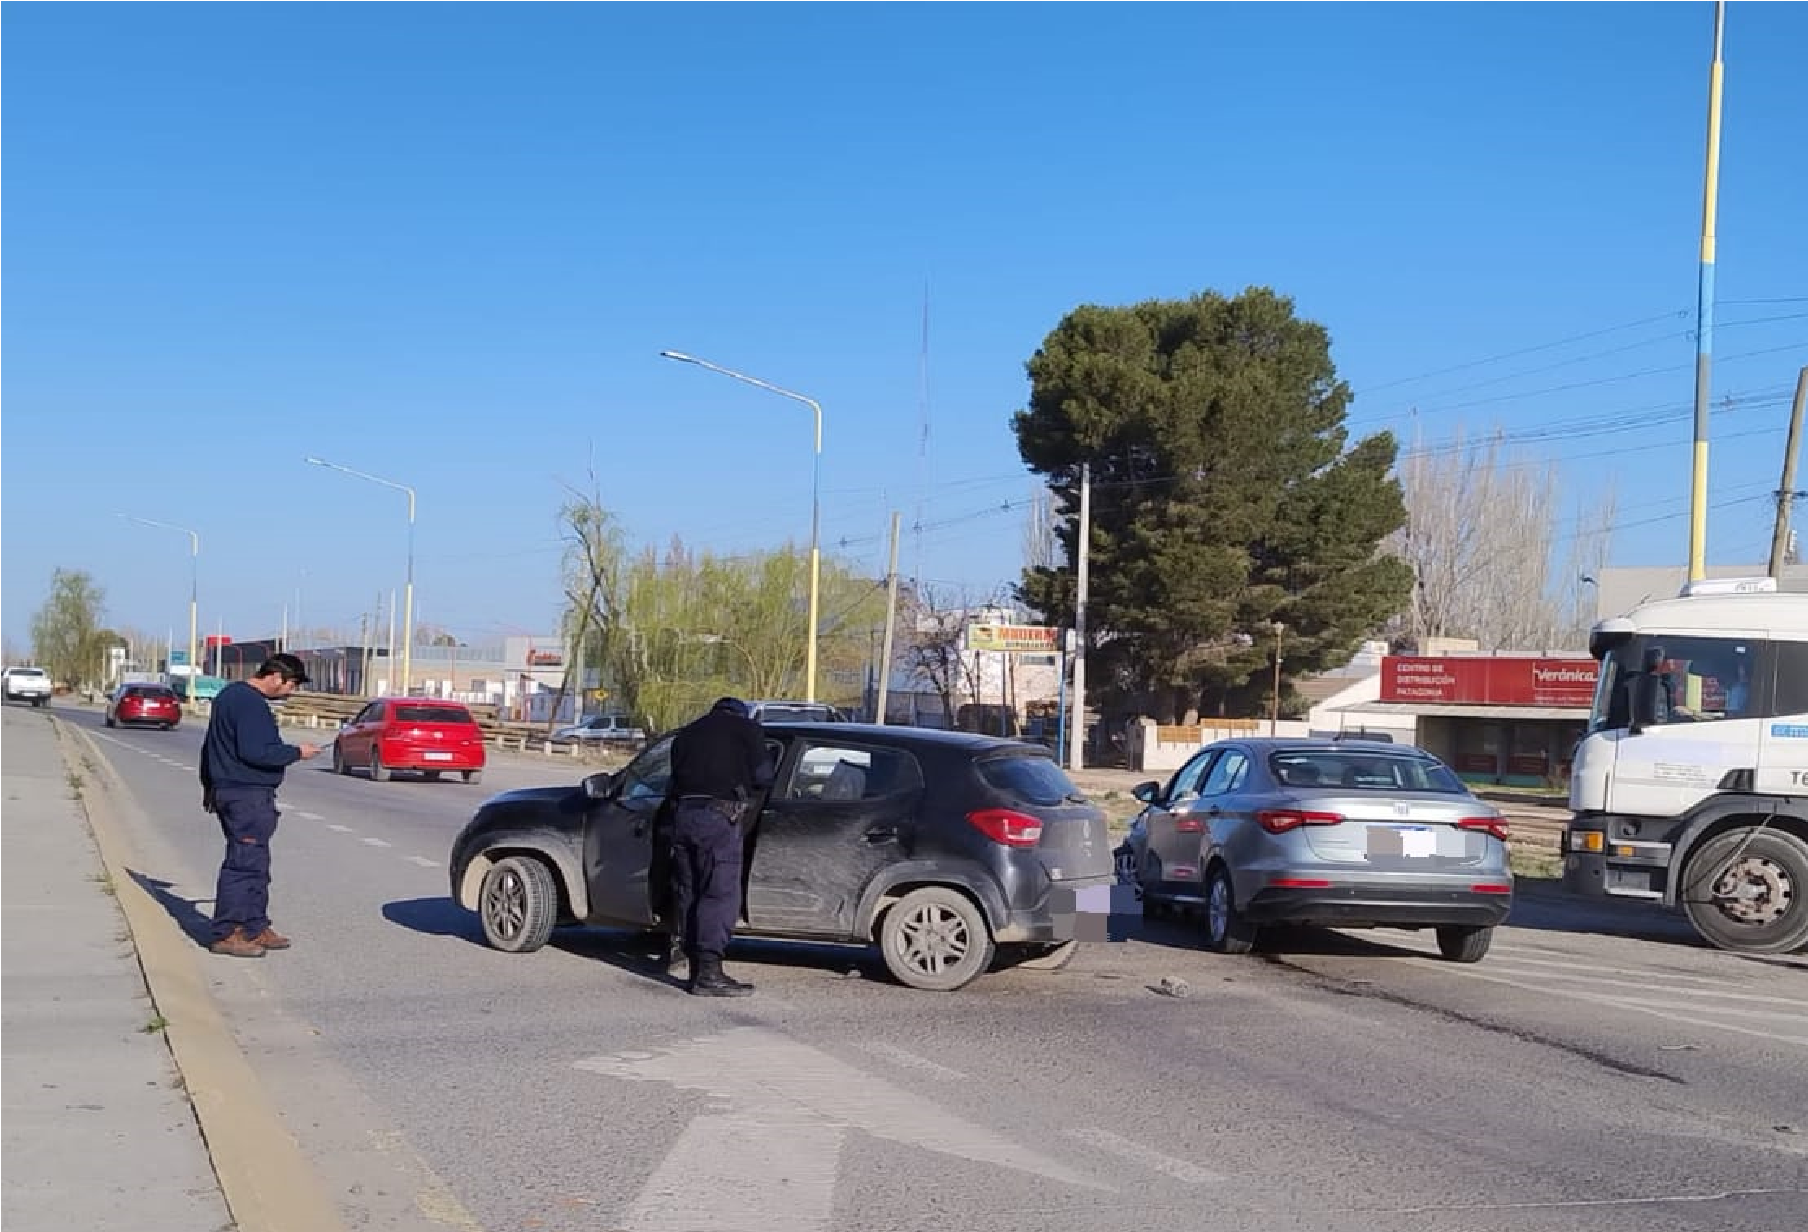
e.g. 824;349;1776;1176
1;705;234;1231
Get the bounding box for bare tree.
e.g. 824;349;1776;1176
1392;425;1617;652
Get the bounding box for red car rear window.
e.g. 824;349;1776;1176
394;704;475;724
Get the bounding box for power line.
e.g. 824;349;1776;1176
1355;309;1691;395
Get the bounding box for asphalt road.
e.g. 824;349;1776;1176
44;703;1808;1232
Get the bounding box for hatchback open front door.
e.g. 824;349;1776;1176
583;737;671;927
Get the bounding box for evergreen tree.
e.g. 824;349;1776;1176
1013;287;1413;721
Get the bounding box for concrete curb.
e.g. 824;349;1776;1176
52;717;353;1232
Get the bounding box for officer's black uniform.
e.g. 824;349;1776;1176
666;697;773;996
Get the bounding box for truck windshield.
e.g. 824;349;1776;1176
1590;635;1758;732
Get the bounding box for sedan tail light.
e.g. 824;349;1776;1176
965;808;1043;848
1257;809;1343;834
1457;816;1511;842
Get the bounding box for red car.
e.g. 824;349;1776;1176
106;683;182;729
333;699;487;784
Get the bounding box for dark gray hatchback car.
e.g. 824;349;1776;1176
449;723;1116;991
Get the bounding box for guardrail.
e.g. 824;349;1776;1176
271;691;638;763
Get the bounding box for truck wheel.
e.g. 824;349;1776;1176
877;887;994;991
1682;829;1808;954
478;856;558;953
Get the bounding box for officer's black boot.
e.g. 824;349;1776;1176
687;953;754;997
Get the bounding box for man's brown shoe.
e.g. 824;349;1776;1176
209;928;266;958
251;927;291;951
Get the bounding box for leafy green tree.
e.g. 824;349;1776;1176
557;485;886;735
30;569;114;690
1013;287;1414;721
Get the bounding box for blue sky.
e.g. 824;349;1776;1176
4;2;1805;652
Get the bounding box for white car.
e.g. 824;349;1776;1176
552;713;646;743
2;666;54;707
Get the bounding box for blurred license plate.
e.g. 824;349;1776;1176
423;752;454;761
1370;826;1441;857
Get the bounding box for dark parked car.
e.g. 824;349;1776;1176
106;682;182;729
1116;738;1512;962
448;723;1116;991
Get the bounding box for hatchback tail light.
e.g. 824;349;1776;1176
965;808;1043;848
1457;816;1511;842
1257;809;1343;834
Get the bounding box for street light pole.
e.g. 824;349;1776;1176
305;457;416;696
660;349;823;702
120;515;200;714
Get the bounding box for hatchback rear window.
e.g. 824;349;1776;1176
1270;750;1465;793
129;687;176;699
976;752;1084;806
395;704;475;724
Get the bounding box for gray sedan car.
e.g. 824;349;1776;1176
1119;739;1512;961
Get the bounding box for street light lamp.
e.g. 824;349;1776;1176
660;349;823;702
119;515;200;713
305;456;416;696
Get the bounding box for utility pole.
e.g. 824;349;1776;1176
1769;367;1808;578
1270;622;1285;737
1066;462;1091;772
875;512;902;726
1688;0;1727;582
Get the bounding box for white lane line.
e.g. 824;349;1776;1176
362;837;392;848
853;1041;970;1082
406;856;439;868
1485;947;1747;988
1065;1126;1226;1185
327;824;354;833
1478;965;1808;1008
294;811;325;821
1429;965;1808;1049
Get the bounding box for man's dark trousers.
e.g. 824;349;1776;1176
211;787;280;943
669;798;743;959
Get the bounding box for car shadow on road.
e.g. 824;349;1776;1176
550;928;888;990
381;896;489;944
1504;878;1707;948
127;868;215;948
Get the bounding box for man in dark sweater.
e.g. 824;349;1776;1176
199;654;320;957
665;697;774;996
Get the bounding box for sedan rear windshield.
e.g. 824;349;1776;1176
976;752;1084;806
395;704;475;724
1270;750;1465;793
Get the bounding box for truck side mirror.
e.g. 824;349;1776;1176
1628;674;1663;734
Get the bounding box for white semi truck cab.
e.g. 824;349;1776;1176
1563;576;1808;954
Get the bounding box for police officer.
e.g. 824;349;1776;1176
199;653;321;957
665;697;773;996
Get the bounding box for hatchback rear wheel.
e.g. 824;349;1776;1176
370;749;391;782
878;887;994;991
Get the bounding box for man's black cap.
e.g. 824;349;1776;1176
261;652;310;685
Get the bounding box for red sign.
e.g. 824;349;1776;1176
1380;657;1597;708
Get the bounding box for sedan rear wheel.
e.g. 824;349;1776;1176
1436;924;1494;963
1204;865;1257;955
878;887;994;991
370;748;391;782
478;856;558;953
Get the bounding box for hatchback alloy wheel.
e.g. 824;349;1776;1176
478;855;557;953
